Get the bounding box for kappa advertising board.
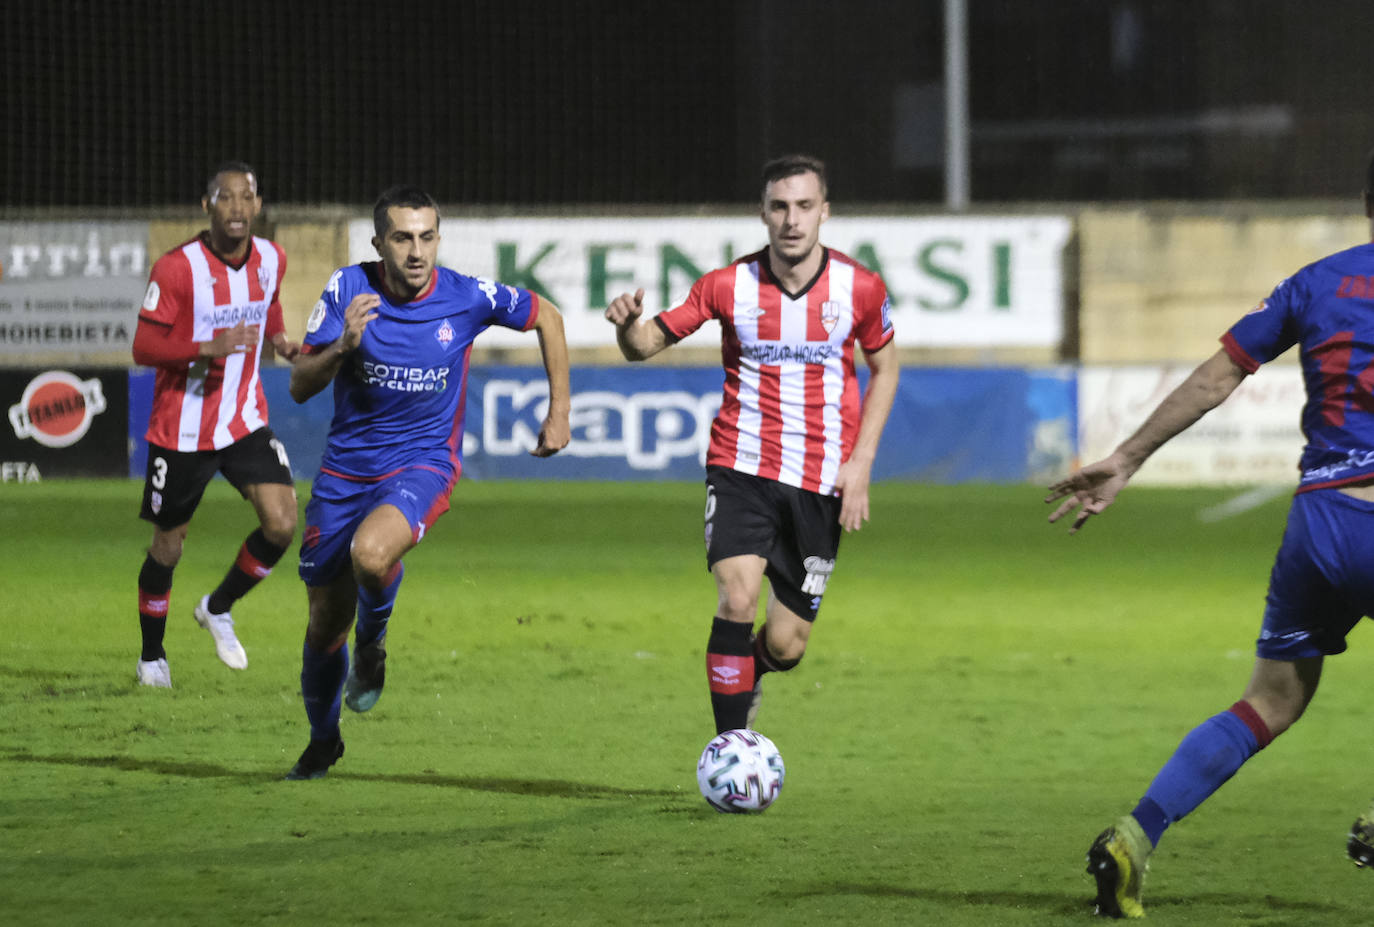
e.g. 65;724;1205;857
124;366;1073;484
346;215;1071;348
0;221;149;357
2;368;129;480
460;365;1073;483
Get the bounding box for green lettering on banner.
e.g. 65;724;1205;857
496;242;557;303
848;243;896;307
660;244;705;309
587;243;636;308
993;241;1012;309
917;239;968;310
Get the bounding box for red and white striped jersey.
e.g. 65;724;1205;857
656;248;894;495
137;234;287;451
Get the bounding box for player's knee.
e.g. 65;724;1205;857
261;509;298;548
771;638;806;666
148;530;186;567
349;540;395;589
717;588;759;623
764;630;807;666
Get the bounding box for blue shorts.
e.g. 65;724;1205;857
298;466;455;587
1258;488;1374;659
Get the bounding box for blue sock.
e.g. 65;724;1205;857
301;640;348;741
355;563;403;649
1133;706;1267;846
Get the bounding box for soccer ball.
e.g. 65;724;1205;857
696;728;785;813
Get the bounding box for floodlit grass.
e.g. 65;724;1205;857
0;479;1370;925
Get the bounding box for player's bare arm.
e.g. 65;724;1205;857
1047;348;1248;534
531;296;571;457
605;288;669;361
199;319;259;358
834;340;900;532
289;293;380;402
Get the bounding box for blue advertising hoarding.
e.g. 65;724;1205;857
128;365;1076;484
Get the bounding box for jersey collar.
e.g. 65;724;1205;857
377;262;438;304
762;246;829;300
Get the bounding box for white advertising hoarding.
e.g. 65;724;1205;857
0;222;148;356
1079;364;1306;485
347;215;1071;348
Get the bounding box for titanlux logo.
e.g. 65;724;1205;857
8;370;107;448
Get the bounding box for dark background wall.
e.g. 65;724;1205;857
4;0;1373;208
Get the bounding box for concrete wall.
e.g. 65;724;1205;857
1078;206;1364;363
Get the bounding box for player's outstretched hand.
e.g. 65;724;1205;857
531;411;571;458
341;293;381;350
203;319;259;357
604;288;646;328
1045;453;1133;534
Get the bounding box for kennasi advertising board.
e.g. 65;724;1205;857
346;215;1071;348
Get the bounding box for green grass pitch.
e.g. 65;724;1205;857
0;479;1370;925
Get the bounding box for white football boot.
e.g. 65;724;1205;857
194;595;247;669
135;657;172;688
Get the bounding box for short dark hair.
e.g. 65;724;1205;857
206;160;258;199
374;185;440;237
761;154;828;201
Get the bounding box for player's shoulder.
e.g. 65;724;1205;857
825;247;885;284
825;247;888;302
695;249;766;289
318;262;372;303
153;233;207;266
1304;240;1374;277
148;234;205;284
727;248;769;273
251;235;287;264
435;266;526;307
1270;241;1374;303
433;265;480;292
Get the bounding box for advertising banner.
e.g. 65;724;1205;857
2;368;129;480
0;222;148;356
460;365;1074;483
1078;364;1305;485
346;215;1071;349
127;365;1073;486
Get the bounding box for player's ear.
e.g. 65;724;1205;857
371;235;381;255
201;195;212;215
820;201;830;223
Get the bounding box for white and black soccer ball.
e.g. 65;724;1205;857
696;728;785;813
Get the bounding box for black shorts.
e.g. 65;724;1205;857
704;465;842;622
139;427;294;529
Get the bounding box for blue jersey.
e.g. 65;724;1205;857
1222;241;1374;491
303;262;537;480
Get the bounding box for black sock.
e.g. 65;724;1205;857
707;617;755;733
138;554;174;661
207;528;286;614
